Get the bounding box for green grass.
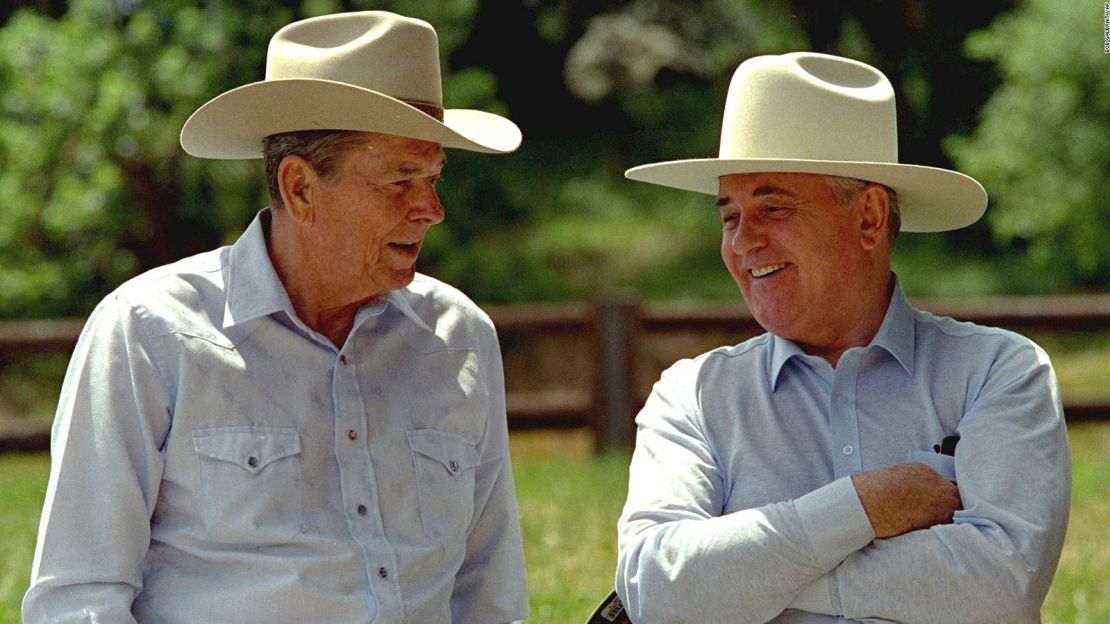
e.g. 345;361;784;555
1;425;1107;623
0;453;48;623
1044;423;1110;624
512;430;630;622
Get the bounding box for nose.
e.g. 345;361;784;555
409;180;445;225
726;212;766;255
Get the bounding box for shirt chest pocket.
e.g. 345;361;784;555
191;427;306;540
407;428;479;544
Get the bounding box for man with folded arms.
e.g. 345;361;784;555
616;52;1069;623
24;11;527;624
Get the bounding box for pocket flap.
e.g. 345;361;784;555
193;427;302;475
907;449;957;483
407;429;479;476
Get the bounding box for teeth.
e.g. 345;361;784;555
751;263;786;277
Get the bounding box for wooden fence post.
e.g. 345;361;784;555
592;295;640;452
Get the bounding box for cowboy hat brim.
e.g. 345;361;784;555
625;157;987;232
180;78;521;159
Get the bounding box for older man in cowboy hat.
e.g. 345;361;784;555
24;11;527;624
615;53;1069;623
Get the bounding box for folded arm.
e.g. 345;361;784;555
616;372;876;624
793;345;1071;623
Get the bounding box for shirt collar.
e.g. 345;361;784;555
223;210;295;332
386;288;435;334
223;209;435;336
768;275;916;389
871;276;916;376
769;333;809;389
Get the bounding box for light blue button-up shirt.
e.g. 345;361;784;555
617;280;1070;623
24;210;528;624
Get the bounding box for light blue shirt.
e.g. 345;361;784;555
617;280;1070;623
24;210;529;624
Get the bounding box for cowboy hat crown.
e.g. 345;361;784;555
625;52;987;232
180;11;521;159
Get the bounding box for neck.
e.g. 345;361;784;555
803;272;894;368
265;210;381;347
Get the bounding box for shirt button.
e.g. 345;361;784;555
347;429;358;441
356;504;368;516
378;567;389;579
339;355;349;366
842;445;854;455
448;460;459;473
247;456;258;468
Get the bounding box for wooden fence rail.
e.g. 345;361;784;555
3;294;1110;453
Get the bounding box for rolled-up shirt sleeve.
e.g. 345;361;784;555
23;294;172;624
616;366;875;624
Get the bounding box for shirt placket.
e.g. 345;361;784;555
332;346;404;622
829;352;864;479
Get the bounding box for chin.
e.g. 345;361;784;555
749;307;795;336
389;268;418;289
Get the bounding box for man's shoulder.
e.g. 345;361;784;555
97;247;230;336
911;306;1046;357
909;306;1055;383
399;273;489;319
392;273;496;342
112;247;227;302
661;333;772;380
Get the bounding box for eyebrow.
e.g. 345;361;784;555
716;184;799;207
386;157;447;176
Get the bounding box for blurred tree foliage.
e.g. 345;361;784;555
946;0;1110;289
0;0;1101;318
0;0;496;317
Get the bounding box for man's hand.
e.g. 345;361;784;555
851;463;962;539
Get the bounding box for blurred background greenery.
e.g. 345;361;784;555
0;0;1107;319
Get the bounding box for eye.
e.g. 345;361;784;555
373;178;402;189
721;214;739;230
374;178;411;194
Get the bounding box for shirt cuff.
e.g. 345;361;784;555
791;574;834;614
793;476;875;568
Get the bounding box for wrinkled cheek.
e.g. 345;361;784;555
358;238;384;268
721;249;746;291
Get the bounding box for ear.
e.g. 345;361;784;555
277;155;319;226
857;184;889;251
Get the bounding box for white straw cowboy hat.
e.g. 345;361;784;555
625;52;987;232
180;11;521;159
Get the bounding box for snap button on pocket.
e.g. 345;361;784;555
193;427;301;474
449;460;459;473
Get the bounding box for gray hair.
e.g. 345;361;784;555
262;130;377;208
823;175;902;245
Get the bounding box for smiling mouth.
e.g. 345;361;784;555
750;263;787;278
389;241;421;253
